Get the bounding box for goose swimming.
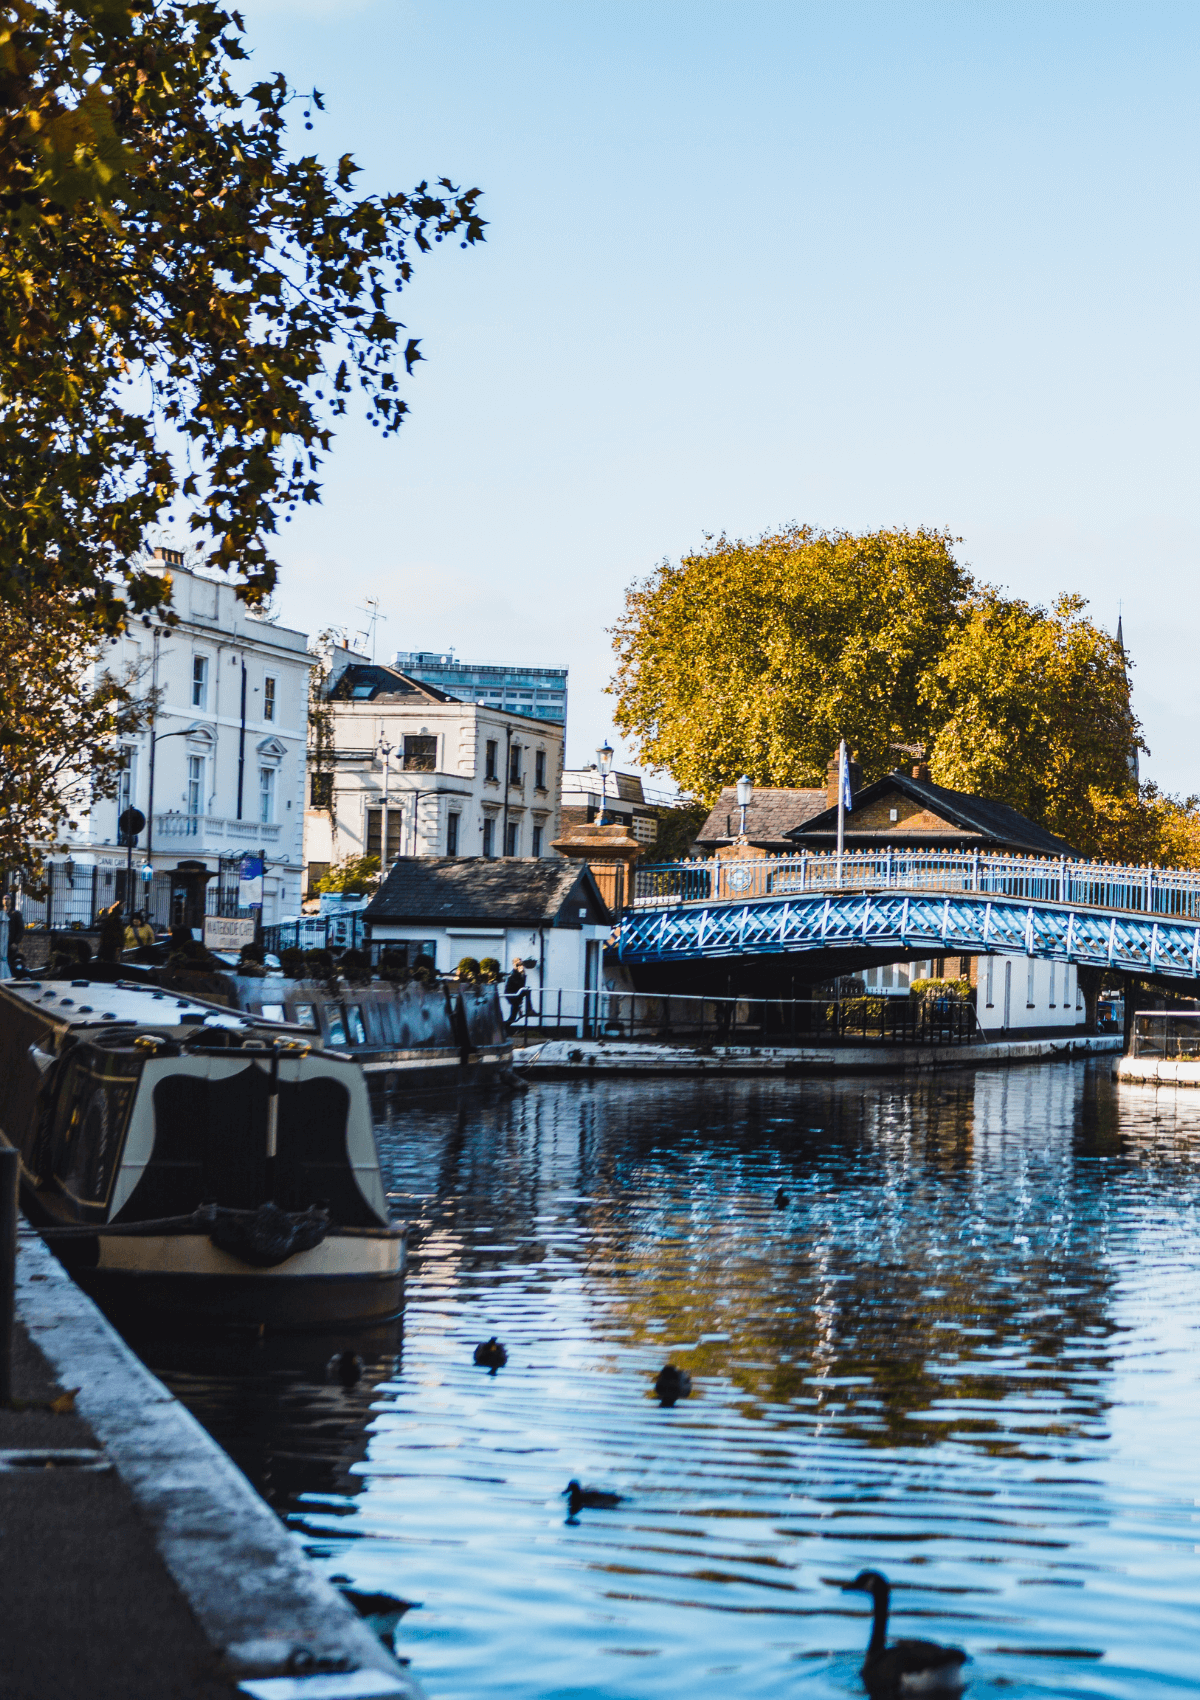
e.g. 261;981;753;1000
842;1569;968;1696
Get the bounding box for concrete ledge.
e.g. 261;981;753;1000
1115;1057;1200;1087
514;1035;1123;1076
14;1224;424;1698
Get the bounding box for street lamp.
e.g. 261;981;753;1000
736;774;753;837
596;741;614;825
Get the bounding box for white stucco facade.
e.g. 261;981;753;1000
59;552;309;924
303;648;564;891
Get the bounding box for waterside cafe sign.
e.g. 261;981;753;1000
200;856;263;951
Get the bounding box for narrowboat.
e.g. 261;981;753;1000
228;975;513;1090
0;977;404;1328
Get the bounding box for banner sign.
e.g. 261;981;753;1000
203;915;257;951
239;855;264;910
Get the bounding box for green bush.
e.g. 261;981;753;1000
456;956;481;982
910;976;972;1001
316;855;381;896
478;957;501;983
279;946;305;979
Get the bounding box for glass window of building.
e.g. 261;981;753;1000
310;771;333;809
535;750;546;790
191;654;209;710
447;812;460;856
187;754;204;816
532;822;543;858
505;820;519;857
482;817;495;857
403;734;437;772
509;744;521;784
259;765;275;824
263;676;276;721
485;740;498;780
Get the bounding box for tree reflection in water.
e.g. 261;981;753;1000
143;1065;1200;1700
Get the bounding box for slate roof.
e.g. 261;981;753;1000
696;787;827;850
327;662;458;705
363;858;611;928
785;770;1081;858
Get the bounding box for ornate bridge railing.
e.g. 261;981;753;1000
631;848;1200;920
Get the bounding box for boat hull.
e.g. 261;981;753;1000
48;1229;405;1330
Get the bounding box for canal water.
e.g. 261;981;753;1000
137;1064;1200;1699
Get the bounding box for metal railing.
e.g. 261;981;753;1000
1130;1013;1200;1060
512;987;982;1047
632;848;1200;920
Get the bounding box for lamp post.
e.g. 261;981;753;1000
377;736;394;867
736;774;753;838
596;741;614;825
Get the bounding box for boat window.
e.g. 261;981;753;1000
345;1004;367;1045
324;1004;348;1046
291;1004;318;1029
260;1004;286;1023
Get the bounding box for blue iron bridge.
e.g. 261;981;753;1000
617;848;1200;980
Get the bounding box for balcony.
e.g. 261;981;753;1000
154;813;282;844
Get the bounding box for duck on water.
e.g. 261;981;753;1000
842;1570;968;1696
0;977;404;1329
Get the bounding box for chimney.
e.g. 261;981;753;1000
912;762;929;781
825;748;862;808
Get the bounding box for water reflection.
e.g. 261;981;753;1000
139;1064;1200;1700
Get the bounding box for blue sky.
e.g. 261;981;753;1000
236;0;1200;791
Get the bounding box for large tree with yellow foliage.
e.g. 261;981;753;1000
611;525;1200;866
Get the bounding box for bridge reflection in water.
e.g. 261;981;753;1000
141;1068;1200;1700
619;846;1200;983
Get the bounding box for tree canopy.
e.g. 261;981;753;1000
610;524;1195;865
610;525;972;801
1;1;485;626
0;590;153;873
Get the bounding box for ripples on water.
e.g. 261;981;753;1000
142;1064;1200;1698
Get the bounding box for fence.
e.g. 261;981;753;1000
5;855;253;935
513;987;981;1047
1130;1013;1200;1060
632;847;1200;920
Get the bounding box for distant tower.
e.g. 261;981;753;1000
1116;611;1140;784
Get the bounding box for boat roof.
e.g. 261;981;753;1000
3;977;254;1034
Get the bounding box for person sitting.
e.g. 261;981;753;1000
123;909;156;950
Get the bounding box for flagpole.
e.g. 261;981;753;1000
836;737;846;884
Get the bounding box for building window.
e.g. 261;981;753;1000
192;654;209;710
403;733;437;772
482;817;496;857
505;820;519;857
447;812;460;856
306;861;330;896
259;765;276;824
485;739;498;781
1026;958;1035;1008
366;808;402;865
263;676;276;722
532;822;543;858
535;750;547;790
187;753;204;816
632;814;657;844
509;744;522;785
310;771;333;809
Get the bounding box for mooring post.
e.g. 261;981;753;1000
0;1144;18;1407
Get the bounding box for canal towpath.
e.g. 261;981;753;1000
4;1221;424;1700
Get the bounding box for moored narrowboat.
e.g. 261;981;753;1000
0;977;403;1328
228;975;513;1089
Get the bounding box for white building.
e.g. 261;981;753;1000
303;648;564;892
862;953;1086;1036
45;549;309;930
560;766;662;847
361;857;612;1014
